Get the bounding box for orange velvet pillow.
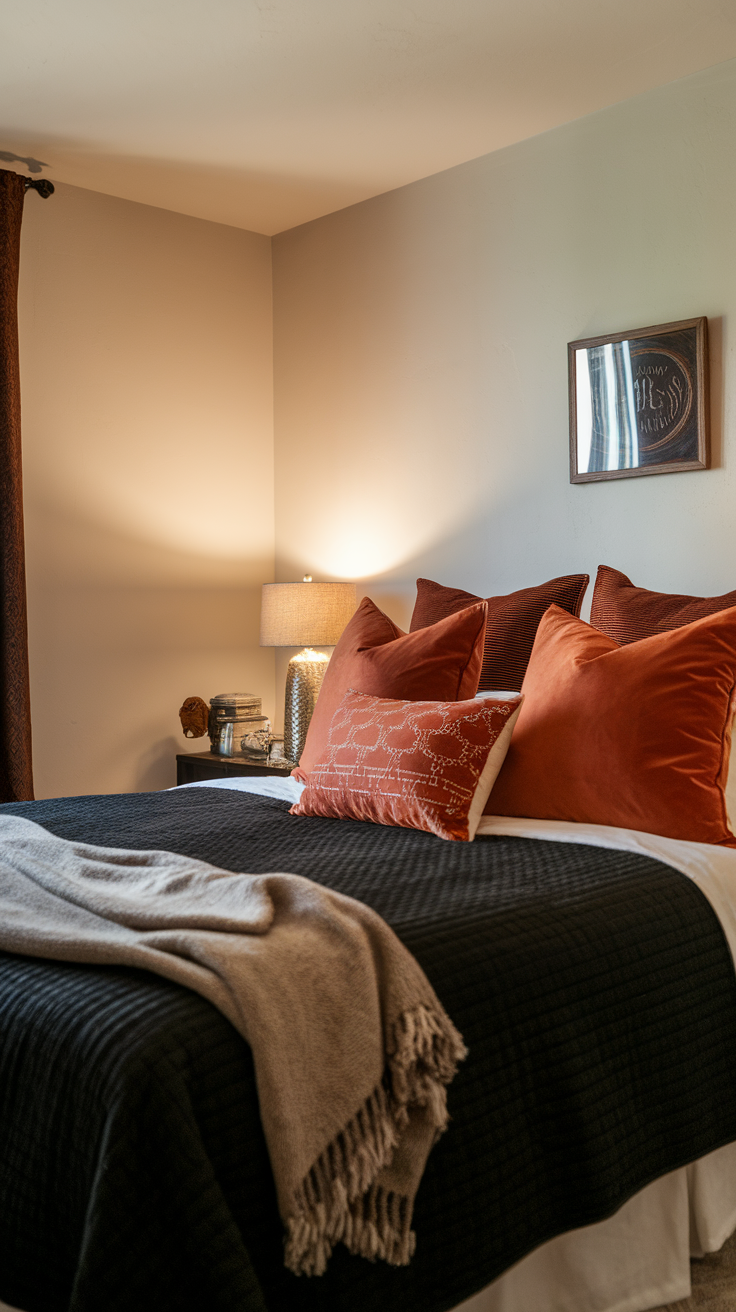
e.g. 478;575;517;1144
591;564;736;645
296;597;488;775
486;605;736;846
410;574;589;691
291;690;522;841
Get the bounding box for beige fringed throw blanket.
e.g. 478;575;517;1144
0;815;466;1275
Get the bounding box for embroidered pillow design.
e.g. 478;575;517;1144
291;690;521;842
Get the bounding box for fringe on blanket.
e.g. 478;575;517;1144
284;1003;468;1277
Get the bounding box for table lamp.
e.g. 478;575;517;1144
260;578;357;767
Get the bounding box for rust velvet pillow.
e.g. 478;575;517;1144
410;574;589;692
486;604;736;847
590;565;736;645
291;690;522;841
297;597;487;775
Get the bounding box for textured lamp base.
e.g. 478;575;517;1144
284;649;329;767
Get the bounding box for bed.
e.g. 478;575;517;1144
3;566;736;1312
1;776;736;1312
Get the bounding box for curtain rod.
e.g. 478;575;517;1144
24;179;54;199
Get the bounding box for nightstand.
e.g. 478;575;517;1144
176;752;294;786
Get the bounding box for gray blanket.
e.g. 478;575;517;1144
0;814;466;1276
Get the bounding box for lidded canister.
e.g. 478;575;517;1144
208;693;262;756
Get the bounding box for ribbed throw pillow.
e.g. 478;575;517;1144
410;575;589;692
591;565;736;645
486;605;736;846
296;597;488;775
292;690;522;841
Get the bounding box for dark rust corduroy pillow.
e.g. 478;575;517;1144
590;566;736;645
409;574;589;692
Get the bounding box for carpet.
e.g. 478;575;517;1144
661;1231;736;1310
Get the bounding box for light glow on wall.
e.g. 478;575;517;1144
100;480;264;559
28;416;273;569
292;468;485;581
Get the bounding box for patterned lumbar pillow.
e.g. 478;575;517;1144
290;690;522;842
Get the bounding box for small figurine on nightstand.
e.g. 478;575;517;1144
267;736;289;766
178;696;209;739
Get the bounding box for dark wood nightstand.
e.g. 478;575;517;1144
176;752;294;786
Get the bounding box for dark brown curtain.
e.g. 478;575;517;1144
0;169;33;800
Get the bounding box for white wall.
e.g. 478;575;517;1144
272;58;736;631
17;55;736;796
19;183;274;798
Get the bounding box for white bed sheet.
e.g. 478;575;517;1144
176;773;307;804
175;776;736;1312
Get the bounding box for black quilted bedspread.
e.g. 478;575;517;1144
1;788;736;1312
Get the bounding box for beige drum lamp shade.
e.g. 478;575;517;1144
260;580;358;767
260;582;358;648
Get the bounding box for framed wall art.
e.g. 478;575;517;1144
568;316;709;484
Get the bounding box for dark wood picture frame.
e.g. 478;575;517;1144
568;316;709;484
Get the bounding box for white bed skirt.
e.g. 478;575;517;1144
453;1140;736;1312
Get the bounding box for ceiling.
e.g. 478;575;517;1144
2;0;736;236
